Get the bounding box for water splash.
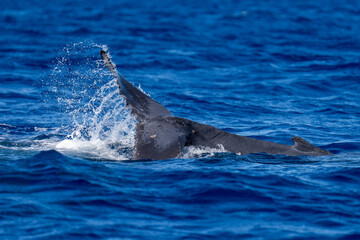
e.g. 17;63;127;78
45;42;136;160
55;78;136;160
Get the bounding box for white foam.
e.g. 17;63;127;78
180;144;227;159
55;138;130;160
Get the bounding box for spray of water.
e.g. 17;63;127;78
45;42;136;160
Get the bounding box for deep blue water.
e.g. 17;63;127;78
1;0;360;239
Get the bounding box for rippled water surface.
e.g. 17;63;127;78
1;0;360;239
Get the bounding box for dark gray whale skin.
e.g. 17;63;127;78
101;50;332;160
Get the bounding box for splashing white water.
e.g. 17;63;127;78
45;42;136;160
55;78;136;160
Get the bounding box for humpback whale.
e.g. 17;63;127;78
100;49;332;160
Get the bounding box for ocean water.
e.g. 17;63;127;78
1;0;360;239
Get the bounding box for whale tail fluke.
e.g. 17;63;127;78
291;136;332;155
100;49;173;122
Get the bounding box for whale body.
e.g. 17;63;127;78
101;49;332;160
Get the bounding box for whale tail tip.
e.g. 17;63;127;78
100;49;117;77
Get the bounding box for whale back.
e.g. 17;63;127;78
133;117;190;160
134;117;332;160
101;49;332;160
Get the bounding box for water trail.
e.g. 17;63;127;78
43;42;136;160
